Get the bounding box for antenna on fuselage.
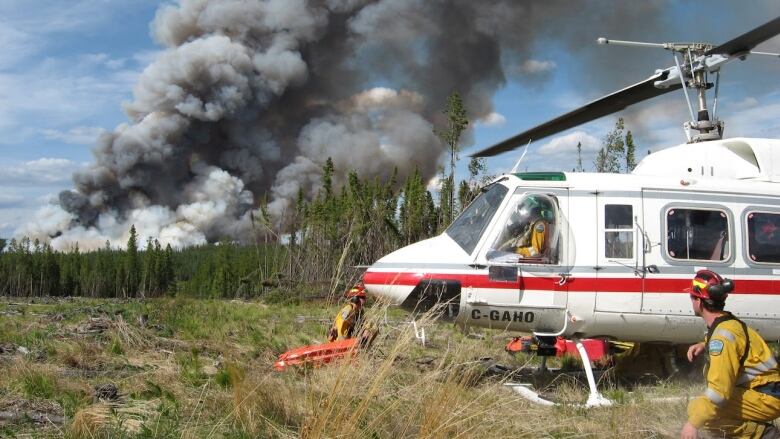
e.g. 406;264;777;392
510;139;532;173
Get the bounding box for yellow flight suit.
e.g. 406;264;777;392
327;302;363;342
514;219;547;258
688;313;780;438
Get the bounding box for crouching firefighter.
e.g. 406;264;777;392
327;285;367;343
681;270;780;439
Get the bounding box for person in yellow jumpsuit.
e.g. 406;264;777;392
681;269;780;439
498;205;548;258
327;286;366;342
514;217;547;258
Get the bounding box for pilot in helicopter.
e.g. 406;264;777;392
497;197;554;259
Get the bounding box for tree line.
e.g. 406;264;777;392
0;157;486;299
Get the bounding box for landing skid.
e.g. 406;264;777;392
506;338;613;408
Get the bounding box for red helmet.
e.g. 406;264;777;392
345;284;366;299
684;269;733;301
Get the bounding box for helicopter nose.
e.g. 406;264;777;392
363;267;418;305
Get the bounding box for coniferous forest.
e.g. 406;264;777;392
0;157;489;299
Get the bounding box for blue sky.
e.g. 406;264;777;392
2;1;780;238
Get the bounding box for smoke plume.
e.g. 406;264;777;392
19;0;671;249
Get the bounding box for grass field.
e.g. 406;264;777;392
0;296;699;438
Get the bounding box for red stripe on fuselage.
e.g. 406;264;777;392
363;271;777;295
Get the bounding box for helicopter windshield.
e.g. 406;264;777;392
488;194;559;263
446;183;508;254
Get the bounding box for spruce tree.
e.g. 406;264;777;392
125;225;140;297
322;157;334;200
42;243;59;296
214;241;236;298
625;130;637;172
576;142;584;172
161;243;175;293
438;173;453;231
142;236;156;295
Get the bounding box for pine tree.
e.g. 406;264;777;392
459;157;486;208
400;168;429;244
437;92;469;223
595;118;626;173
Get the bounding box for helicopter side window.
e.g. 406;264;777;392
746;212;780;264
446;183;508;254
488;194;559;264
666;208;729;262
605;204;633;259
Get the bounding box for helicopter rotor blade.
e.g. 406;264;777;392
472;70;682;157
705;16;780;57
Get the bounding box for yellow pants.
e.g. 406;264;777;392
703;388;780;438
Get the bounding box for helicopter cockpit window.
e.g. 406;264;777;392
605;204;633;259
487;194;559;264
446;183;508;254
666;208;729;261
746;212;780;264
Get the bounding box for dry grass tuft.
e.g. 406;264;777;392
68;399;159;438
108;315;152;351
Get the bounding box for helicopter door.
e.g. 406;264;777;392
594;193;643;313
478;189;569;328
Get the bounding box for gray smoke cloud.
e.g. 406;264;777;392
18;0;673;250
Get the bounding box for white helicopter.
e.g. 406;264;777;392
363;17;780;406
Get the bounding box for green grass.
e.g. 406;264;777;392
20;368;57;399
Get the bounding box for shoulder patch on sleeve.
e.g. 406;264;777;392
708;339;724;356
534;222;545;233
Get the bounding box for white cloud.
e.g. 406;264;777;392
477;112;506;127
42;126;107;145
132;50;163;67
0;2;159;147
81;53;128;70
0;21;39;68
734;96;759;109
0;158;84;186
537;131;600;156
519;59;557;75
726;102;780;139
